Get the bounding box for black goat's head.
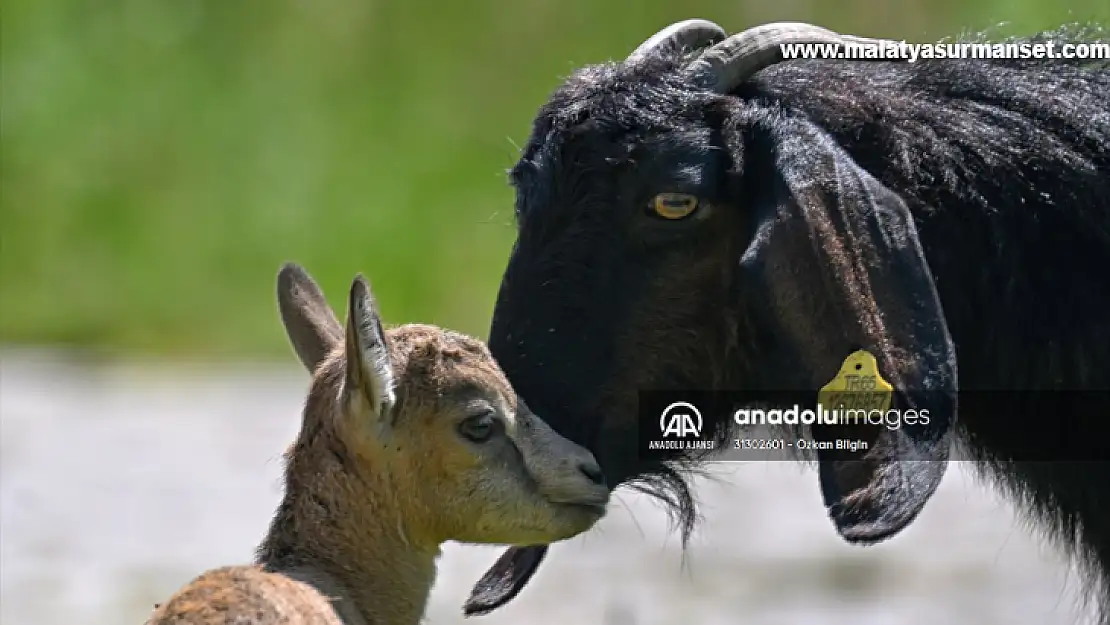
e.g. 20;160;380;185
466;21;959;616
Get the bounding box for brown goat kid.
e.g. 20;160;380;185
147;263;610;625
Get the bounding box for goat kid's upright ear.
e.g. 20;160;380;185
343;275;397;425
738;117;958;545
277;262;344;374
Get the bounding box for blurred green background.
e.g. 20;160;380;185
3;1;1107;359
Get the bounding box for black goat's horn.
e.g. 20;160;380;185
683;21;903;93
626;19;728;64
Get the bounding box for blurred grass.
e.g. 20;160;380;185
2;1;1107;359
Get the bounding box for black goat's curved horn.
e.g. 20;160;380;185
683;21;903;93
626;18;728;64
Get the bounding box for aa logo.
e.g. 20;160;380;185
659;401;703;439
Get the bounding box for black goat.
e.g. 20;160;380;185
463;20;1110;621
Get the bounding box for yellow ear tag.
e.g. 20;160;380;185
817;350;893;416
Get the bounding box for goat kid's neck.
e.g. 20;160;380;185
257;456;442;625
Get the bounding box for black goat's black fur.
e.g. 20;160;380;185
479;23;1110;620
742;28;1110;614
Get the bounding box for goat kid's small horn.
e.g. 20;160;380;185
683;21;904;93
625;18;728;64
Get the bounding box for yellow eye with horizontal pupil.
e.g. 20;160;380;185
651;193;699;219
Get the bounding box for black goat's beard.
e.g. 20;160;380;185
621;303;788;545
623;459;705;546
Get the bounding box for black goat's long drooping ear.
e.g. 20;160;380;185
462;545;548;617
738;117;958;544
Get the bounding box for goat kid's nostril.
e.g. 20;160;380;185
577;460;606;487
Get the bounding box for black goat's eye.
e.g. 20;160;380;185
649;193;699;219
458;411;500;443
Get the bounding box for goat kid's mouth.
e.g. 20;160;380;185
546;493;610;519
563;501;608;517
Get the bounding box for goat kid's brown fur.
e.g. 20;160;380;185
147;263;608;624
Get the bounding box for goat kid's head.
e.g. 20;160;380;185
470;21;958;614
276;263;609;549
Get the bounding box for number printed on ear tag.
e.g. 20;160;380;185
817;350;893;415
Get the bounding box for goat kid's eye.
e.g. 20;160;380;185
649;193;699;220
458;412;499;443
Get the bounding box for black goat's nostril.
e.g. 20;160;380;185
578;461;606;486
